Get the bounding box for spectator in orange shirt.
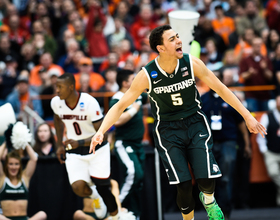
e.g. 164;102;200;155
74;57;105;92
234;28;267;63
212;5;235;46
29;52;64;87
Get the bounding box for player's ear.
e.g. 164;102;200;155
69;84;74;91
157;45;164;53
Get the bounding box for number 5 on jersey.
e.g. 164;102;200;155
171;93;183;106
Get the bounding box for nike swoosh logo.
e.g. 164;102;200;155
181;207;189;210
153;79;162;84
199;134;207;137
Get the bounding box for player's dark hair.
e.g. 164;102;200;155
58;72;76;87
149;24;172;53
117;69;134;89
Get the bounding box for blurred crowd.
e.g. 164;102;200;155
0;0;280;121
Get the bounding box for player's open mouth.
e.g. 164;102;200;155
176;47;182;53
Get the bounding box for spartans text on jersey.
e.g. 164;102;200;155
153;79;194;94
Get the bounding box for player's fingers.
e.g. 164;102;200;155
260;124;267;135
256;123;267;138
89;142;96;154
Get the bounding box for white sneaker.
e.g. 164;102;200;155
91;196;107;219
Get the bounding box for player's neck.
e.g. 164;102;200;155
65;91;80;107
157;55;177;74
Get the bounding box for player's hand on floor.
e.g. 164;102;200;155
56;145;66;164
89;131;103;154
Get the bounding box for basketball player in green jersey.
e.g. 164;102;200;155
89;25;267;220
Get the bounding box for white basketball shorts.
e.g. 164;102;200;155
65;142;110;185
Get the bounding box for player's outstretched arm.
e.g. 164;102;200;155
90;70;149;153
192;55;267;138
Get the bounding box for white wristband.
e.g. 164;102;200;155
127;107;137;117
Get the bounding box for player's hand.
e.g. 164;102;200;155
245;115;267;138
64;139;79;150
89;131;103;154
56;145;66;164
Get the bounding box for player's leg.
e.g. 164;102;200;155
29;211;47;220
65;153;107;219
71;180;92;197
176;180;195;220
153;120;196;219
94;181;118;219
188;111;224;220
71;181;107;219
89;143;119;219
197;178;224;220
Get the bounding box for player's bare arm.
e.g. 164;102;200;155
192;55;267;137
89;70;149;153
53;114;66;163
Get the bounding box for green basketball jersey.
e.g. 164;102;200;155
110;92;148;142
143;54;202;121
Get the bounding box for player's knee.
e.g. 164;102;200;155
72;180;90;197
196;178;216;194
176;180;195;214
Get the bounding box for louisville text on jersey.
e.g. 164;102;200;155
60;114;88;120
